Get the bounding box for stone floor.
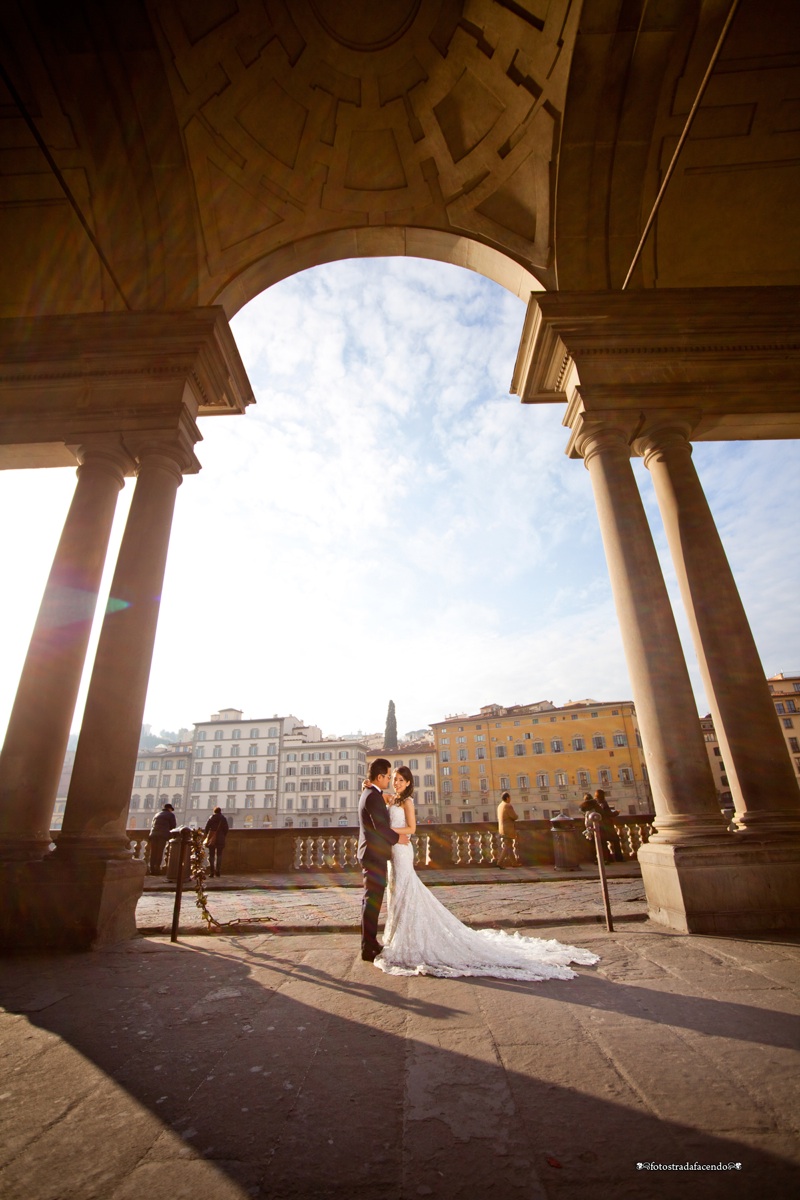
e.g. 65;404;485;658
2;879;799;1199
138;868;647;935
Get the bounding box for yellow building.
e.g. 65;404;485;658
431;700;651;825
766;673;800;791
700;716;733;816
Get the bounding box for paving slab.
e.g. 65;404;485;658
1;924;799;1200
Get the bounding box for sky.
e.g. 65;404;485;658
1;257;798;743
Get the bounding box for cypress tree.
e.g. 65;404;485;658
384;700;398;751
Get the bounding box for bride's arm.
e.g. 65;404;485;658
395;799;416;836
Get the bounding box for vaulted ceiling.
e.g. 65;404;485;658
0;0;798;319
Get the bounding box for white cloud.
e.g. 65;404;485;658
0;260;797;745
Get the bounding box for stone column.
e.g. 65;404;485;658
575;420;728;843
0;441;132;861
637;421;800;838
54;431;196;863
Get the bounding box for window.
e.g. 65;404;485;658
177;759;186;770
147;774;157;786
425;757;432;768
551;739;563;753
268;727;278;739
267;744;277;756
776;702;786;713
424;790;435;803
195;747;204;759
620;767;633;783
613;733;628;747
513;743;526;756
144;795;154;809
442;780;452;795
577;769;590;787
456;737;466;744
460;812;473;823
245;795;255;809
175;774;184;786
228;778;238;790
285;782;295;792
213;746;222;758
572;736;585;751
499;775;510;790
536;773;549;788
440;737;450;744
592;735;606;750
136;759;145;770
476;746;486;760
229;762;238;774
458;764;469;775
533;740;544;754
460;779;470;794
338;779;349;790
495;745;507;758
790;738;799;753
441;750;450;763
210;779;219;791
211;763;221;776
784;718;794;729
480;777;489;792
163;760;173;770
246;777;256;790
442;766;451;777
150;760;158;769
196;732;206;742
555;771;567;787
214;730;223;740
230;745;240;757
517;774;529;789
598;768;612;784
134;775;143;787
458;748;468;761
424;774;434;786
226;796;236;808
250;728;259;738
787;700;796;712
287;753;297;762
130;795;140;809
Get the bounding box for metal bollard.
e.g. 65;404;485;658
169;827;192;943
585;811;614;932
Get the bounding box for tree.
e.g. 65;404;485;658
384;700;398;752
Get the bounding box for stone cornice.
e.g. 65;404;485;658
0;308;254;469
512;287;800;443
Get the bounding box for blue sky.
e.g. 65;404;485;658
1;258;798;741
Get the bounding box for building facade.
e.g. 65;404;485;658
128;742;192;829
765;672;800;790
366;742;440;823
279;733;368;829
189;708;308;829
700;716;733;816
431;700;651;825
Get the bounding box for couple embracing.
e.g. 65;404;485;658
357;757;599;981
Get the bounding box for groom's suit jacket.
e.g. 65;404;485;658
357;784;399;869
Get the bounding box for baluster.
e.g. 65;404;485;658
293;836;303;870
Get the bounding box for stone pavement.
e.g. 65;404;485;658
138;864;647;935
2;903;799;1200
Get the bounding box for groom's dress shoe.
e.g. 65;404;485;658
361;948;379;962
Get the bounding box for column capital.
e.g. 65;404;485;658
124;404;203;477
566;408;639;464
632;410;701;465
68;435;137;483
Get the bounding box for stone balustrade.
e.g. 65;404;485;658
114;818;654;875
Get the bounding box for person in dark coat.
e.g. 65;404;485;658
204;806;230;877
357;758;407;961
148;803;176;875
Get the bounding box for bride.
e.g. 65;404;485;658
374;767;599;981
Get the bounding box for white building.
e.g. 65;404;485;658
366;742;440;823
280;731;367;829
129;742;193;828
189;708;309;828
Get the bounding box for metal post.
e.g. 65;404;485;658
170;827;191;943
587;812;615;932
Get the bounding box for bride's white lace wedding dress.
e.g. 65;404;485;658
374;804;599;981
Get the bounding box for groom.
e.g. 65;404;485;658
358;758;408;961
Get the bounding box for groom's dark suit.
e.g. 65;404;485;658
358;783;400;958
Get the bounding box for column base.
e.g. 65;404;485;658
0;857;145;952
639;838;800;934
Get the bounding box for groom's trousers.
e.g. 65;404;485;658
361;861;388;952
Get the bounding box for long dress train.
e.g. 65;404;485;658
374;805;599;981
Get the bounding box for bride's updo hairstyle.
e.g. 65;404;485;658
393;765;414;803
